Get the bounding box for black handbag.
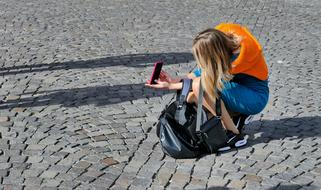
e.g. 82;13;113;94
156;79;228;159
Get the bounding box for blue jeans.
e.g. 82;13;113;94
221;74;269;115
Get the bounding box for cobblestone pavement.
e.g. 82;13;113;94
0;0;320;189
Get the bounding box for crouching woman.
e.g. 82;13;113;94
146;23;269;149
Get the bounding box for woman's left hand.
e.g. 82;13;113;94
145;80;171;90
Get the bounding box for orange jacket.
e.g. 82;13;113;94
215;23;268;80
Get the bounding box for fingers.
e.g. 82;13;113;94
160;70;167;75
144;83;162;89
144;80;168;89
160;71;172;82
145;79;157;87
155;80;166;84
159;73;166;81
144;83;152;87
160;71;170;78
160;71;167;78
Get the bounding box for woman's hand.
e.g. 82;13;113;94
145;70;184;90
145;79;183;91
159;71;180;83
145;80;171;90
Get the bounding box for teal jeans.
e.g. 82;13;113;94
221;74;269;115
194;68;269;115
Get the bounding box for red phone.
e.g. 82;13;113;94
149;61;164;84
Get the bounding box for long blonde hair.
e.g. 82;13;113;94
192;28;240;101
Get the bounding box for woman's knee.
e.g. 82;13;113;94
192;77;200;96
187;77;200;104
187;91;195;103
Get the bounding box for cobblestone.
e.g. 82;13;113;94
40;170;59;179
227;179;246;189
0;0;320;189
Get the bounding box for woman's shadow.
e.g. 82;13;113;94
0;52;194;76
235;115;321;150
0;52;194;109
1;51;320;152
198;184;318;189
0;83;172;109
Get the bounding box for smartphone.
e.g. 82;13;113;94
149;61;163;84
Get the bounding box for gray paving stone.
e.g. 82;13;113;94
168;171;190;187
73;161;92;169
40;170;59;179
59;180;81;189
261;177;283;188
26;156;43;163
75;174;96;183
22;169;43;178
0;0;321;189
0;163;11;170
24;177;43;187
41;179;61;189
244;181;262;190
291;174;315;186
28;163;50;170
11;163;30;170
3;185;25;190
0;169;9;177
2;176;24;185
55;173;77;181
227;179;246;189
207;176;229;187
9;155;28;163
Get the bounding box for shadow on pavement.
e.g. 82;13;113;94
2;82;320;145
0;52;194;76
0;83;171;109
206;187;230;190
214;116;321;156
194;184;318;189
245;116;321;145
193;187;229;190
265;184;318;190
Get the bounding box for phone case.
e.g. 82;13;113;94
149;61;163;84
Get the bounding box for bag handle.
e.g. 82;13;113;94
175;78;192;125
177;79;192;109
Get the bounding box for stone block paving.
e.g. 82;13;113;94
0;0;320;189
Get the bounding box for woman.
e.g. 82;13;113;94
146;23;269;150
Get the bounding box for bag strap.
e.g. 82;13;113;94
167;64;197;106
177;78;192;109
196;81;204;132
174;78;192;125
215;94;221;117
196;80;221;132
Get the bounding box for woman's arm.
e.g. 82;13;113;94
201;91;238;134
220;100;239;134
145;71;196;90
145;80;183;90
187;72;197;79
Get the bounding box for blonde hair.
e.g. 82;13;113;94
192;28;240;101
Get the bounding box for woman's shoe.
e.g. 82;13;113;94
218;131;247;152
233;114;254;132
